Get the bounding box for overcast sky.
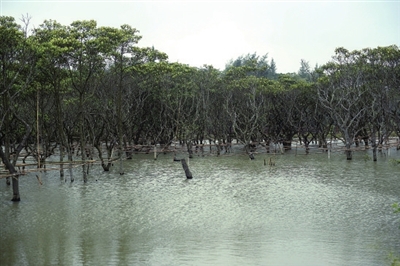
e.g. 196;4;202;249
2;0;399;73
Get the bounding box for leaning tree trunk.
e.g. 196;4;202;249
181;159;193;179
0;116;32;201
9;167;20;201
0;146;21;201
94;142;113;171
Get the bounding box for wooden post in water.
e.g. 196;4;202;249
181;158;193;179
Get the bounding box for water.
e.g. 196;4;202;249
1;149;400;265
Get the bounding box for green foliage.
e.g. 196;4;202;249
389;253;400;266
393;203;400;214
298;59;311;81
390;159;400;165
363;154;371;162
225;52;274;78
0;16;23;48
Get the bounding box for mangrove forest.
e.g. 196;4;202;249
1;15;400;201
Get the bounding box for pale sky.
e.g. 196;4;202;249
1;0;399;73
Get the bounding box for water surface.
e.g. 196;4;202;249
1;150;400;265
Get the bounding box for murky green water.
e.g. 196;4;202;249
1;149;400;265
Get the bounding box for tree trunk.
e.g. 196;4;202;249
345;142;352;160
0;115;32;200
118;150;124;175
343;131;353;160
11;175;20;201
101;160;112;171
371;129;377;162
345;149;352;160
0;148;20;201
243;140;249;153
181;159;193;179
283;134;294;151
95;143;111;171
59;145;64;179
187;140;193;158
216;140;221;156
318;135;328;150
117;53;125;176
302;135;310;154
372;146;377;162
363;136;369;148
125;140;133;159
78;93;87;182
68;149;74;182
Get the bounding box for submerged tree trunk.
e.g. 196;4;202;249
68;148;74;182
94;143;113;171
345;146;352;160
116;50;125;176
283;133;294;151
345;140;352;160
372;145;377;162
343;131;353;160
11;175;20;201
363;136;369;148
0;116;32;201
187;140;193;159
3;110;11;186
318;135;328;150
59;145;64;179
78;93;87;182
301;134;310;154
5;135;11;186
0;147;20;201
371;129;377;162
118;149;124;175
181;158;192;179
125;140;133;159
